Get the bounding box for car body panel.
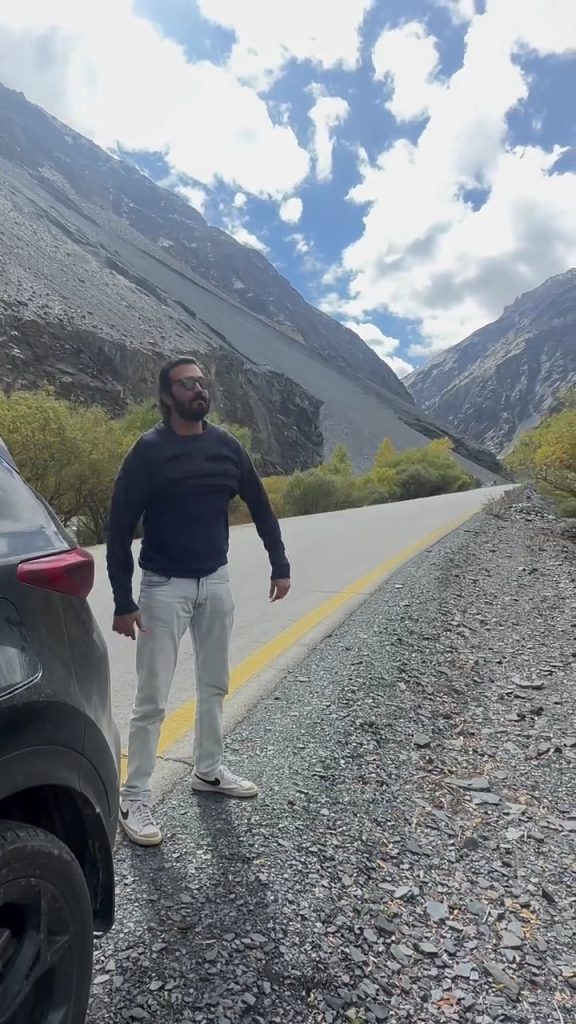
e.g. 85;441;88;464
0;441;119;932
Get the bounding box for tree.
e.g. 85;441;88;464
507;397;576;503
71;410;130;543
120;401;159;439
0;389;93;524
324;443;353;477
373;438;396;470
120;402;253;452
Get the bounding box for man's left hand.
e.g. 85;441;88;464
270;578;291;602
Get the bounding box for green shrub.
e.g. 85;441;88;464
0;390;478;538
506;390;576;500
283;470;351;516
355;468;399;506
263;475;289;517
0;390;253;543
323;443;354;478
394;463;442;500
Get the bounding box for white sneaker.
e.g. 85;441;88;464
119;799;163;846
191;766;258;799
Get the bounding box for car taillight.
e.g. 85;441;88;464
17;548;95;599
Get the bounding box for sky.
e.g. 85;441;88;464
0;1;575;378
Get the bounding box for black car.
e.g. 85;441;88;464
0;441;120;1023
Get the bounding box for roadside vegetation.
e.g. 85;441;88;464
0;389;476;543
505;389;576;517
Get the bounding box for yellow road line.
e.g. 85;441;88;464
120;512;472;782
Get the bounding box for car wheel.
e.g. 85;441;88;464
0;821;93;1024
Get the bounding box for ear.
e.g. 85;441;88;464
161;386;174;409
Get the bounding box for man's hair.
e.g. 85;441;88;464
158;356;200;423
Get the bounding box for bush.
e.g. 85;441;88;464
0;389;129;536
506;390;576;502
356;468;399;506
120;402;252;452
364;437;474;502
0;390;254;543
394;463;446;500
0;389;478;538
283;470;352;517
264;475;290;517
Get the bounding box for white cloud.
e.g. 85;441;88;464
343;321;414;377
289;233;310;255
218;200;269;253
279;197;303;224
198;0;374;89
384;355;415;378
339;0;576;353
436;0;478;23
230;226;269;253
342;320;400;356
175;184;208;214
372;21;440;121
0;0;309;199
381;356;412;380
309;94;350;181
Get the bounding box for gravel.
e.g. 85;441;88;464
88;500;576;1024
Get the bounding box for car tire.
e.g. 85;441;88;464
0;820;93;1024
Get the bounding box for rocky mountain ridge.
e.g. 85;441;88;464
0;83;501;478
407;270;576;454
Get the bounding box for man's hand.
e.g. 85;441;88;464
112;611;145;640
270;578;291;603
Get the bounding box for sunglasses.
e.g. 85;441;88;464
173;376;210;393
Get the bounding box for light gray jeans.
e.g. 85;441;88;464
121;566;234;802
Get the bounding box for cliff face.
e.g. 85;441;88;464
0;83;501;478
407;270;576;454
0;306;322;476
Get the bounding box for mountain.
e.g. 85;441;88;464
407;270;576;454
0;83;501;478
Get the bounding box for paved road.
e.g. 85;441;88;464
88;493;575;1024
89;486;510;761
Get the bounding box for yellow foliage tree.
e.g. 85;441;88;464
373;438;396;470
324;443;353;477
507;395;576;502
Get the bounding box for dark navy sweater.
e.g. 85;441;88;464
106;422;290;616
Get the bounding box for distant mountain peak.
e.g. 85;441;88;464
408;269;576;454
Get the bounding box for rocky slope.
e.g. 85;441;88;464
407;270;576;454
0;83;500;478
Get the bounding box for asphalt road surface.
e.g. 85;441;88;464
88;493;575;1024
89;486;511;772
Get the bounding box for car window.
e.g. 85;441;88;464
0;458;68;562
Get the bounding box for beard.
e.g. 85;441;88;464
172;392;210;422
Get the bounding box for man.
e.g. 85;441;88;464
107;356;291;846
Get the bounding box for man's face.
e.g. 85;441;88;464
167;363;210;422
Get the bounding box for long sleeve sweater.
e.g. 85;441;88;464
106;422;290;616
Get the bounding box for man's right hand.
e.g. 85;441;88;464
112;612;144;640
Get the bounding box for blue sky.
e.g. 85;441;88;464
1;0;575;375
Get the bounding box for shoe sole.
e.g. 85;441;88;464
120;819;163;846
191;780;258;799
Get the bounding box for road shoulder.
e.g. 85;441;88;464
90;499;576;1024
